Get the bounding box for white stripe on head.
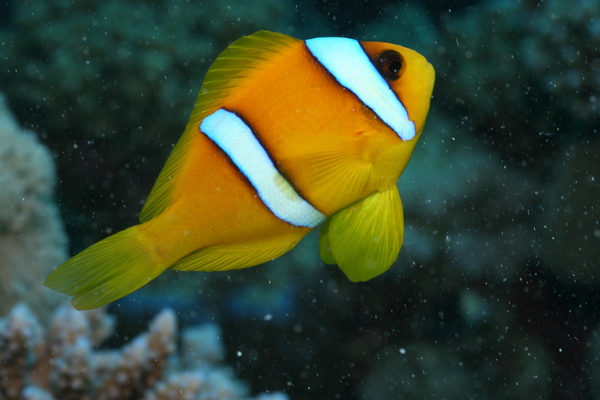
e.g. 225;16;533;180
200;109;325;228
306;37;416;141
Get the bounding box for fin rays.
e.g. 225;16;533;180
44;226;168;310
319;186;404;282
140;31;300;222
171;235;304;272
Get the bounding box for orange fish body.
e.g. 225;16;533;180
45;31;435;310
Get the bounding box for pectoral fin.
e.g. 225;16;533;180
319;186;404;282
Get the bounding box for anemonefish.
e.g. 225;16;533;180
45;31;435;310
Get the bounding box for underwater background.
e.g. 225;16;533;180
0;0;599;399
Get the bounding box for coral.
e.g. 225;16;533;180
0;302;288;400
0;94;68;320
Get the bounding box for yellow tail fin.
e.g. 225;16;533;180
44;225;167;310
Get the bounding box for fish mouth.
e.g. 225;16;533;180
423;61;435;81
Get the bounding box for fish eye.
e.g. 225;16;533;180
377;50;404;81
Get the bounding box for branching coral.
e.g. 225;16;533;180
0;303;288;400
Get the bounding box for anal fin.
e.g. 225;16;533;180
171;233;306;272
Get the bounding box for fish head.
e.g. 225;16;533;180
360;41;435;137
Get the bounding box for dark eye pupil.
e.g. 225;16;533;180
377;50;404;81
388;60;402;75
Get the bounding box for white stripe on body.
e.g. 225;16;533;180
306;37;416;141
200;109;326;228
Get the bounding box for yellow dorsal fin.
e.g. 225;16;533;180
319;186;404;282
140;31;301;222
